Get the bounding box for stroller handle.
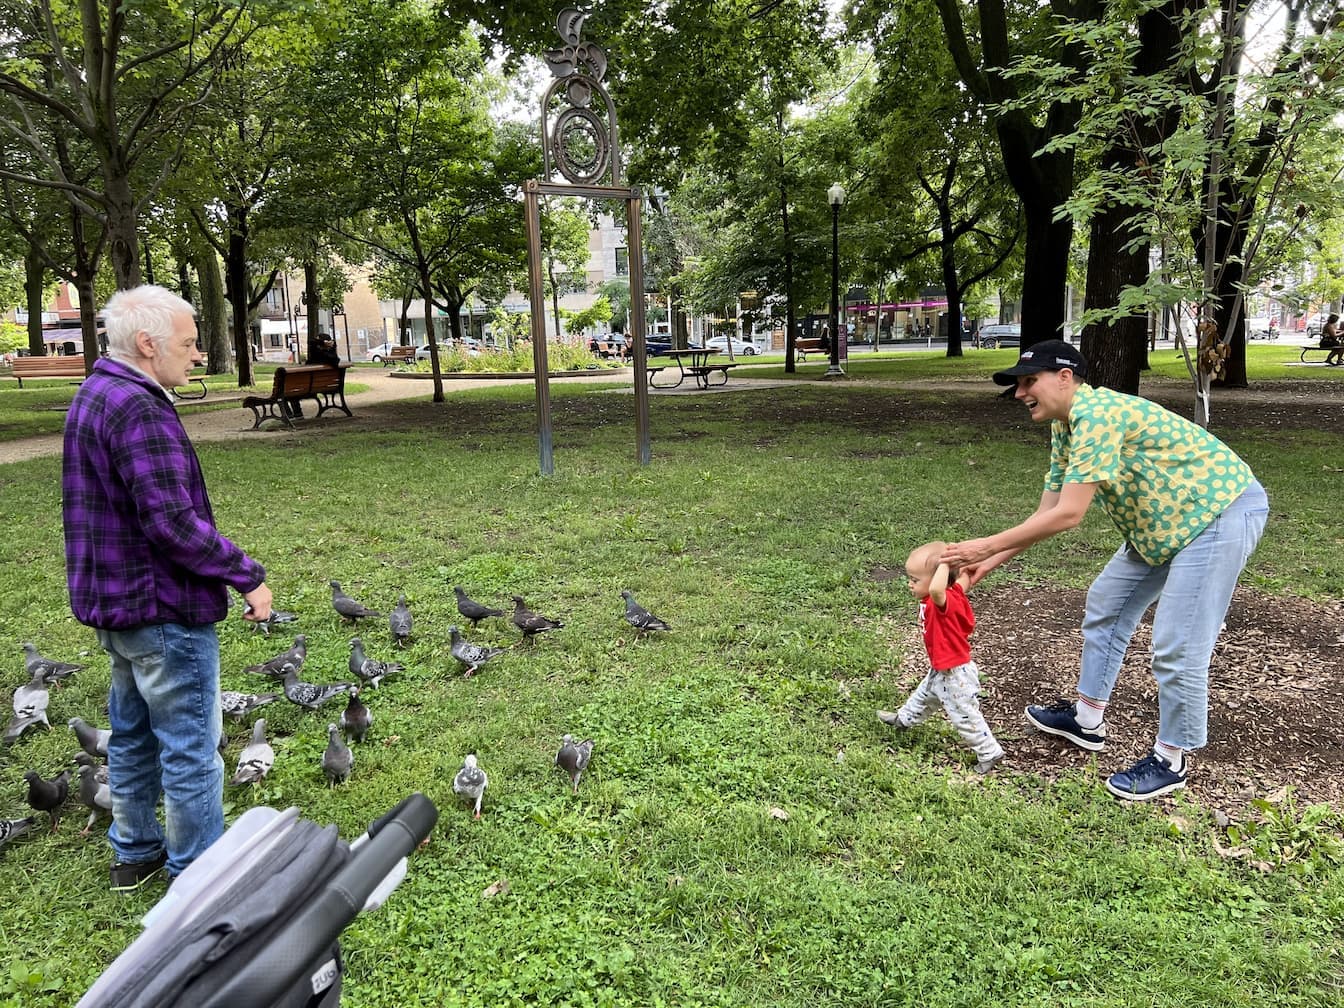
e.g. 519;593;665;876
197;792;438;1008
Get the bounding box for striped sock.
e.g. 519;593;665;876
1074;695;1106;730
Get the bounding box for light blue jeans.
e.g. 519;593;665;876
96;623;225;878
1079;480;1269;750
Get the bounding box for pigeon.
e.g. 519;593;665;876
339;687;371;744
389;594;413;648
449;627;506;678
221;691;279;721
76;763;113;836
453;754;488;819
322;723;354;786
230;718;274;784
348;638;402;690
0;815;37;852
244;635;307;679
22;642;85;686
511;595;564;642
330;580;380;623
69;716;111;759
248;606;299;637
620;590;671;634
555;734;595;793
73;751;109;785
23;769;70;832
5;671;51;744
282;667;352;710
454;586;503;628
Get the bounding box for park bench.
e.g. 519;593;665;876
795;338;828;361
242;364;352;430
382;346;417;367
10;355;209;399
1299;343;1341;366
11;355;88;387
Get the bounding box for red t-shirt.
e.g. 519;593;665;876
919;582;974;670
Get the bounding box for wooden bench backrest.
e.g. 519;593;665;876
388;346;416;360
272;365;345;398
12;356;88;376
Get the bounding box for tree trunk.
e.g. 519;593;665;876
105;174;141;290
195;239;232;375
223;221;254;387
303;260;320;361
418;271;444;404
24;249;46;357
1078;201;1149;393
1017;198;1072;346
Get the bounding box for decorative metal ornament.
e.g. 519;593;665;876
541;8;621;186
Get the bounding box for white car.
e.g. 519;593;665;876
366;342;395;362
704;336;760;356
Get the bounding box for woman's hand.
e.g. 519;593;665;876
942;538;997;568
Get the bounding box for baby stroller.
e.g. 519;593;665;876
79;792;438;1008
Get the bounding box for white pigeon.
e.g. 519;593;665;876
230;718;275;785
5;671;50;743
453;754;488;819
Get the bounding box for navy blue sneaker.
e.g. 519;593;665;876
1024;701;1107;751
1105;753;1186;801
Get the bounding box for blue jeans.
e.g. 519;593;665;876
96;623;225;877
1078;480;1269;750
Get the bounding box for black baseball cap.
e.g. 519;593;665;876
992;339;1087;386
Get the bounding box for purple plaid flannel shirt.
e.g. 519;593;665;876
62;358;265;630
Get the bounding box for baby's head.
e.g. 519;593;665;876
904;541;954;598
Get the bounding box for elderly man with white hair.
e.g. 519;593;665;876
62;284;274;891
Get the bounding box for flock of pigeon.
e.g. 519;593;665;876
3;583;673;848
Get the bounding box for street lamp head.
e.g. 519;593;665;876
828;183;846;207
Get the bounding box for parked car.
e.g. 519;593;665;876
366;342;395;362
978;323;1022;349
1245;316;1277;340
705;335;760;356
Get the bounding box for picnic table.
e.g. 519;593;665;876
648;347;737;390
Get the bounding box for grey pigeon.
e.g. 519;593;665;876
389;594;413;648
555;734;595;794
620;590;671;634
322;723;354;786
230;718;274;784
282;667;352;710
22;642;85;686
249;606;299;637
449;626;506;678
510;595;565;642
244;635;307;679
5;671;51;744
76;763;112;836
452;754;488;819
23;769;70;832
73;751;109;785
0;815;37;852
348;638;402;690
339;687;371;744
221;691;279;721
330;580;381;623
68;716;110;758
454;586;503;628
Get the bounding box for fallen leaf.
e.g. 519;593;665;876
768;807;790;821
482;877;510;899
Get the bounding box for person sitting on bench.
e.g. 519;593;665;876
1322;314;1341;367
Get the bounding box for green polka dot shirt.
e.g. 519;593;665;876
1046;384;1254;565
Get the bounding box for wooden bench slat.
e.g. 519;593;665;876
11;356;87;386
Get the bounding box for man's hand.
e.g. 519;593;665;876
241;583;274;622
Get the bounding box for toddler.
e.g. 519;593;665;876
877;541;1004;774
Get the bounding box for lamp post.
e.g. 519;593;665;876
825;182;846;378
292;303;303;363
332;305;351;362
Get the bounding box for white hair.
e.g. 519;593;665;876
102;285;196;363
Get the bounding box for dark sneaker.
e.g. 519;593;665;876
1105;753;1186;801
975;752;1005;775
110;852;168;892
876;710;908;728
1024;702;1107;751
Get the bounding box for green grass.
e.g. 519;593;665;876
0;371;1341;1007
